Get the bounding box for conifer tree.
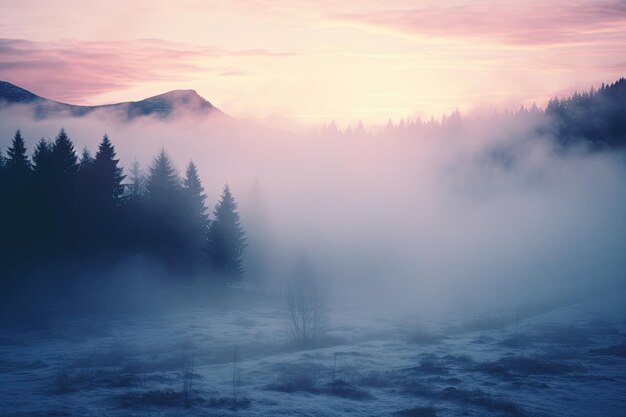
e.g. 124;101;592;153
3;130;32;261
49;128;79;250
79;147;94;171
31;138;55;249
51;128;78;181
182;161;210;267
145;149;180;203
93;134;125;204
208;184;246;278
32;139;53;177
77;147;95;194
144;149;182;262
5;130;31;178
183;161;209;226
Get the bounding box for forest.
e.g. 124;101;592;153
0;128;246;293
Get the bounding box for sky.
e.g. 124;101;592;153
0;0;625;125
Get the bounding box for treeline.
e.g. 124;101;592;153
546;78;626;148
321;77;626;149
0;128;246;286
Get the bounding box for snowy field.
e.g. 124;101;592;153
1;290;625;417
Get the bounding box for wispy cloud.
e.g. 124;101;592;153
332;0;626;46
0;38;293;104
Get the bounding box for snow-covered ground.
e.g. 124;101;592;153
1;290;625;417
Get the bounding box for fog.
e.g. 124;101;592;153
2;104;625;318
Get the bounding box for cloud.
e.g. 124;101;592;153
332;0;626;47
0;38;293;104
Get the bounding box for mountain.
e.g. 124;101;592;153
0;81;221;120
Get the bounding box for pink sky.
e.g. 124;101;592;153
0;0;625;125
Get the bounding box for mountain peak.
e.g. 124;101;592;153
160;88;199;96
128;88;215;118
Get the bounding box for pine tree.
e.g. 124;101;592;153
5;130;31;177
4;129;32;209
32;138;53;177
51;128;78;181
144;149;182;262
77;147;95;193
93;134;125;204
145;149;180;203
79;147;94;172
30;138;55;251
208;184;246;279
3;130;33;263
182;161;210;267
49;128;79;250
183;161;209;225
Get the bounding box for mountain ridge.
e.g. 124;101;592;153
0;81;222;120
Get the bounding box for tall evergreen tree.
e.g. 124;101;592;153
51;128;78;182
93;134;125;204
32;138;53;177
49;128;79;251
183;161;209;225
87;135;126;249
31;138;55;252
3;130;32;267
208;184;246;279
145;149;180;202
77;147;95;198
79;147;94;172
182;161;210;268
5;130;31;177
144;149;183;262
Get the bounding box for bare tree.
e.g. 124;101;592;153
285;256;327;347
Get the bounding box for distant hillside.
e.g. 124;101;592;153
0;81;222;120
546;78;626;148
2;78;625;147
